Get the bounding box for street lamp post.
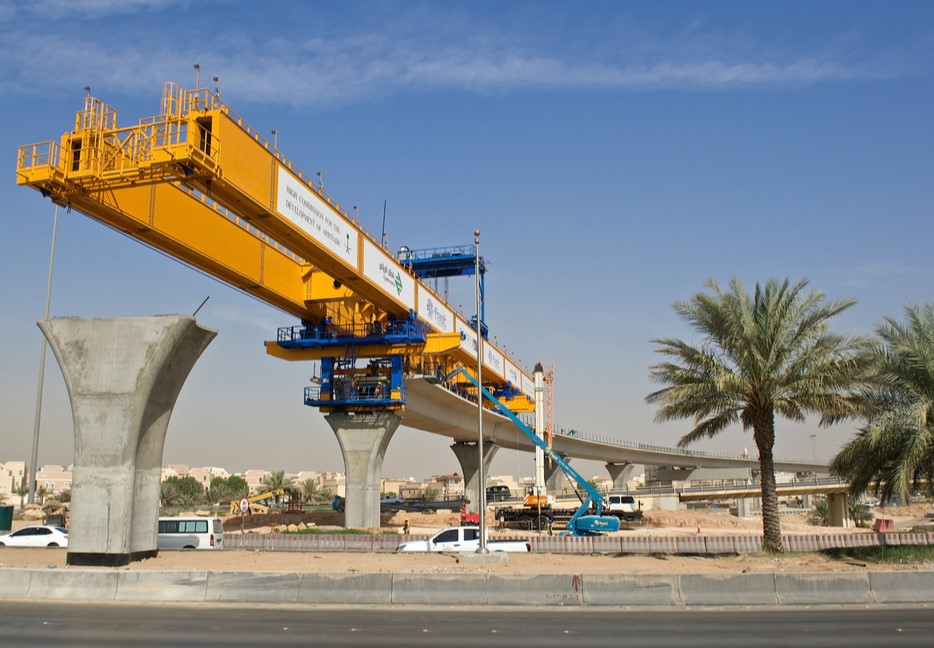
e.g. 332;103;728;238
29;205;60;504
475;229;488;553
809;434;817;463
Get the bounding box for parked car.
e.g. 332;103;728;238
396;526;530;552
0;525;69;548
486;485;512;502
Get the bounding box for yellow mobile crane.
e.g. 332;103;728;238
229;488;301;516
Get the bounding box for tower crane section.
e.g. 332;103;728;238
16;81;535;417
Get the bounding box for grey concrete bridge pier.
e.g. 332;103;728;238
544;452;569;494
451;441;499;513
606;462;636;490
38;316;216;567
326;411;401;528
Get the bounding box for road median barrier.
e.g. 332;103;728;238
775;572;872;605
679;573;778;607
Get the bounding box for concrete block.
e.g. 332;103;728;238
115;570;208;602
299;572;392;604
591;536;623;554
487;574;583;606
704;536;737;554
529;536;568;553
392;573;488;605
775;572;872;605
816;534;849;551
680;573;777;606
784;535;820;553
372;535;406;552
619;536;657;554
316;535;347;551
733;536;763;553
582;574;679;606
457;552;508;565
0;569;32;599
676;536;707;554
28;569;118;601
204;571;299;603
844;533;881;548
869;571;934;603
881;533;926;547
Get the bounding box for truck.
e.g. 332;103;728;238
395;526;531;552
495;499;642;531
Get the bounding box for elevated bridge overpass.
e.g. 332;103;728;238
402;375;830;496
19;82;835;561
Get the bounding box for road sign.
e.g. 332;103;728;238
239;498;249;514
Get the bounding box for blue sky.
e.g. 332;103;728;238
1;1;932;480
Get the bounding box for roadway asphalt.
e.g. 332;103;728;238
0;602;931;647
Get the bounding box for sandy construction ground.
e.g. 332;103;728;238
2;504;932;575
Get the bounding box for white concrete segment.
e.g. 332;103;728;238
38;316;216;566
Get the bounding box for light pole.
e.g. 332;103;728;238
809;434;817;463
29;205;60;504
475;229;488;553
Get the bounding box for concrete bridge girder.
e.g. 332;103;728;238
39;316;216;567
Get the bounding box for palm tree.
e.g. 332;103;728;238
831;303;934;502
646;278;873;552
261;470;287;492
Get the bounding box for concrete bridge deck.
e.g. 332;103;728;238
402;376;829;473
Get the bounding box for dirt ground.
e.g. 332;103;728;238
3;504;933;575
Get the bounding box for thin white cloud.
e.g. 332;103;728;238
12;0;190;17
0;9;914;107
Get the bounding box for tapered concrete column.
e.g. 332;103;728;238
38;316;216;567
544;453;568;495
326;411;401;529
828;492;849;527
451;441;499;513
606;462;635;490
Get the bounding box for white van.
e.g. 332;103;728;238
157;516;224;550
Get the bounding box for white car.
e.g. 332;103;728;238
396;526;530;552
0;525;69;548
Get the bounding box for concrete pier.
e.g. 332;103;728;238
544;453;569;494
605;462;635;490
326;411;401;529
38;316;216;566
451;441;499;513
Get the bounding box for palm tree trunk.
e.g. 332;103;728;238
754;414;784;553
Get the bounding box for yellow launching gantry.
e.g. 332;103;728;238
16;82;535;415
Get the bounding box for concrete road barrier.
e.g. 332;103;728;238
0;569;32;599
487;574;583;606
300;572;392;605
680;573;778;607
869;571;934;603
392;573;487;605
115;570;208;602
6;565;934;607
582;574;679;606
28;569;118;601
205;571;300;603
775;573;872;605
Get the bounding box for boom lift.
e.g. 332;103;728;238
448;368;620;535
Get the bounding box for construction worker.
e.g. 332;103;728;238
402;518;410;535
